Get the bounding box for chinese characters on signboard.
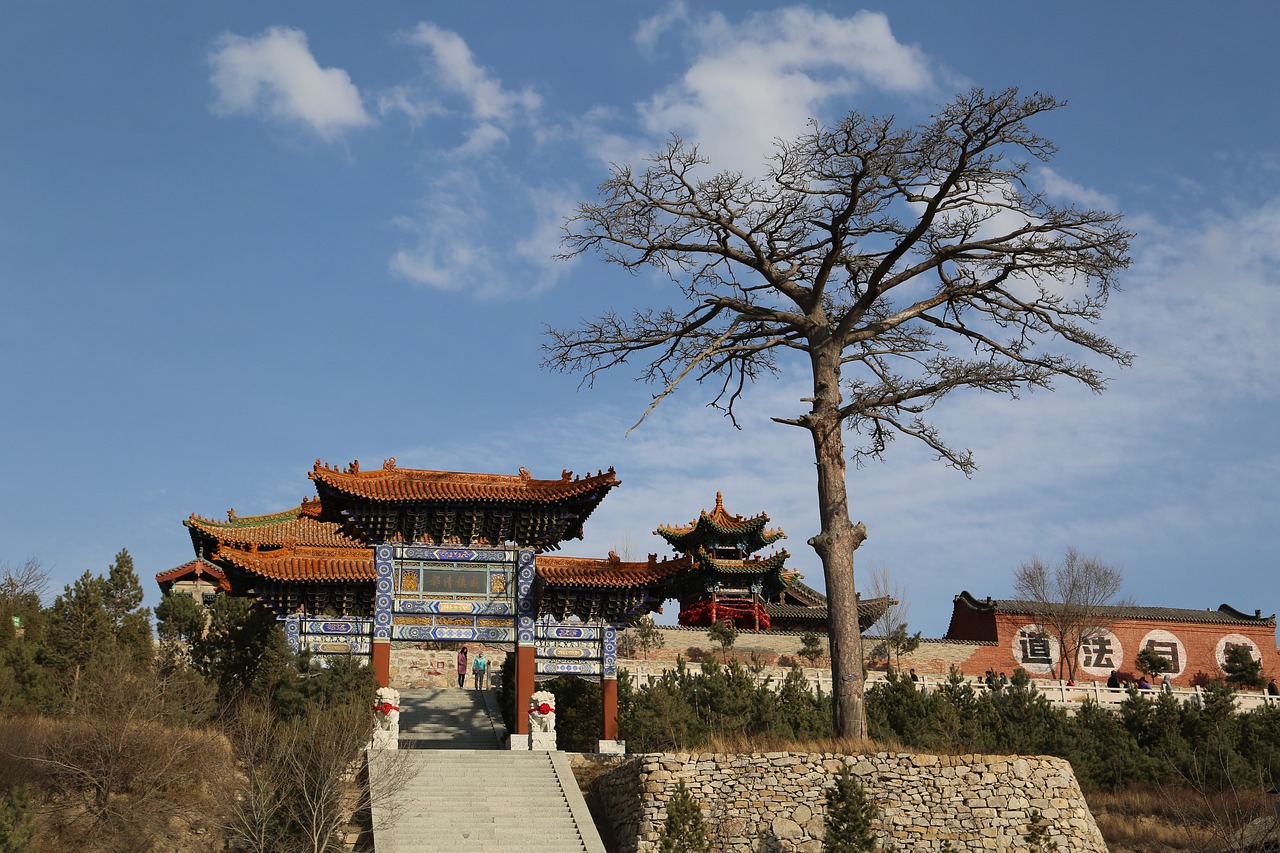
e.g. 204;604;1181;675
1011;624;1059;674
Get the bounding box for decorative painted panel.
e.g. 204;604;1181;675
536;660;603;676
391;624;516;642
397;546;514;563
304;638;372;655
300;619;373;636
536;640;599;658
284;614;301;654
603;624;618;678
395;599;513;615
535;624;602;640
374;545;394;640
517;549;536;642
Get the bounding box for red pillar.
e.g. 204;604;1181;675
515;645;536;735
602;677;619;741
372;639;390;688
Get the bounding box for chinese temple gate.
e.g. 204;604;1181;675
157;460;860;742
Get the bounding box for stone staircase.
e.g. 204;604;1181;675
396;686;507;750
368;688;605;853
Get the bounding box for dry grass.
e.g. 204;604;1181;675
0;713;236;853
1088;784;1278;852
703;731;899;755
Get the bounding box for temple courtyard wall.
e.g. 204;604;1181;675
622;627;982;679
589;750;1106;852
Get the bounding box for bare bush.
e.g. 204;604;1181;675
3;666;236;852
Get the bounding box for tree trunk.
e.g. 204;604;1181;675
806;343;867;741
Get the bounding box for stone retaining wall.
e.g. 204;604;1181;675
591;751;1106;852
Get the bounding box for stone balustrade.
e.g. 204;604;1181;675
621;661;1280;713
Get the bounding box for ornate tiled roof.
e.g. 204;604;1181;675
186;501;360;549
309;458;620;503
536;552;691;588
154;557;229;591
656;492;786;544
762;594;893;630
213;543;375;583
702;550;791;575
784;579;827;606
952;590;1277;626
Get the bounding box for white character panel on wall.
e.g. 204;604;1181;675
1011;624;1060;675
1077;629;1124;678
1215;634;1261;673
1139;629;1187;678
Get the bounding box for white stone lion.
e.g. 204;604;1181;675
370;687;401;750
529;690;556;733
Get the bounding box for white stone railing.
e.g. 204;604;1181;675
620;661;1280;712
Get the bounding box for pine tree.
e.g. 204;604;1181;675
44;570;110;698
1222;643;1265;689
658;781;711;853
823;766;879;852
799;632;825;666
102;548;153;666
636;614;663;659
707;619;738;662
0;786;35;853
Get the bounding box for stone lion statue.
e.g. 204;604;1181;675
529;690;556;733
370;687;401;749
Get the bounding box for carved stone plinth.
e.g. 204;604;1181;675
597;739;626;755
530;730;558;751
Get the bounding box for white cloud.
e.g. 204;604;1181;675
1038;167;1118;210
389;168;577;298
208;27;372;139
401;22;540;154
514;185;580;294
375;85;441;127
633;8;935;173
635;0;688;52
1113;199;1280;400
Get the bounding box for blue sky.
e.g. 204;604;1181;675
2;3;1278;638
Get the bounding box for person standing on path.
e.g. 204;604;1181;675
472;651;488;690
456;647;468;689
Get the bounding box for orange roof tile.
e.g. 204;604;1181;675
186;507;359;549
155;558;229;590
537;552;691;588
309;457;619;503
213;543;375;583
656;491;784;539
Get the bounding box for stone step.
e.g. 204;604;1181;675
371;691;603;853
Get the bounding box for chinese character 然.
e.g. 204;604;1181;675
1081;635;1115;669
1018;629;1052;665
1144;640;1180;672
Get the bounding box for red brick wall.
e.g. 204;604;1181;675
948;612;1280;687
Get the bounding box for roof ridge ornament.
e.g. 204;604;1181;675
348;460;360;474
228;508;236;521
519;466;532;481
383;457;396;470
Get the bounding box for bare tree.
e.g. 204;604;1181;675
0;557;49;606
1012;547;1125;680
865;563;918;674
224;702;414;853
545;87;1131;738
